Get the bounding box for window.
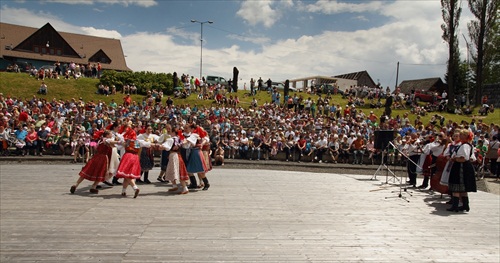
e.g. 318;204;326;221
34;46;39;53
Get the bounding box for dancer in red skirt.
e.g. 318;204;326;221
115;121;145;198
70;130;113;194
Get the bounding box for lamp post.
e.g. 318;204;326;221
191;19;213;80
462;33;471;107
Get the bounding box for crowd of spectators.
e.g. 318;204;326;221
0;80;498;178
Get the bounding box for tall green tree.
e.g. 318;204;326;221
441;0;462;110
467;0;499;105
483;9;500;84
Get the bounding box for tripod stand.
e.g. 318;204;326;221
384;142;421;202
371;143;399;184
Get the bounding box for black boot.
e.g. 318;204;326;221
418;177;429;189
459;196;470;212
188;176;198;189
112;176;122;185
143;171;151;184
202;177;210;191
446;196;460;212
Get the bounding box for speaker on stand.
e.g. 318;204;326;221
371;130;397;183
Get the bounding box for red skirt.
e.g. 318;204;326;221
116;153;141;179
79;153;109;182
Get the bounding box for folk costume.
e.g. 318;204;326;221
165;133;189;194
157;131;171;182
184;126;210;190
447;131;477;212
115;126;141;198
137;129;159;184
70;130;112;194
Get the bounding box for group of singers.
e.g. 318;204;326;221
402;128;476;212
69;120;212;198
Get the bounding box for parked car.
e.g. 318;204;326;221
414;90;442;103
314;84;343;95
272;82;297;92
205;75;228;87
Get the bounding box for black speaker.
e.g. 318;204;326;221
374;130;394;150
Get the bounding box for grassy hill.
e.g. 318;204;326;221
0;72;498;127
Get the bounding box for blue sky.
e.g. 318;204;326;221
1;0;473;90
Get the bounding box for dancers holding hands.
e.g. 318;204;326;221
69;120;213;198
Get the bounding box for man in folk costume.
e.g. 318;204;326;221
164;126;189;194
403;133;421;187
109;122;125;185
156;124;172;182
136;125;159;184
183;123;210;191
417;134;436;189
70;130;116;195
115;121;141;198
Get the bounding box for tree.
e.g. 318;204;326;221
467;0;499;105
483;10;500;84
441;0;462;111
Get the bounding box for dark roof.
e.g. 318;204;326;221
0;22;131;71
334;71;366;80
333;70;376;87
398;77;445;94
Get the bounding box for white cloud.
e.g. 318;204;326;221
0;2;478;89
236;0;280;28
44;0;158;8
303;0;384;14
0;5;121;39
81;27;122;39
166;27;199;45
227;34;270;45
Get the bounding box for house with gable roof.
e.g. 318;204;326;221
0;22;131;72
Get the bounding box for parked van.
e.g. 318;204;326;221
205;75;228;87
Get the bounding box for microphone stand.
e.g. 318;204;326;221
384;141;422;202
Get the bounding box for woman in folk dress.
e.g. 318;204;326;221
70;130;115;194
136;125;159;184
165;126;189;194
183;123;210;191
115;122;142;198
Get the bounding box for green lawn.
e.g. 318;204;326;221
0;72;498;127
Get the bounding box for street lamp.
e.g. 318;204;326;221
462;33;471;106
191;19;213;80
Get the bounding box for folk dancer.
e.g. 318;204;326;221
183;123;210;191
156;124;172;182
115;122;141;198
136;125;159;184
165;126;189;194
70;130;116;194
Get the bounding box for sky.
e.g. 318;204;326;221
0;0;474;89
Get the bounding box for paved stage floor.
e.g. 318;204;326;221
1;164;499;262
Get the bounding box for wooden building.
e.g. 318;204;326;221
0;22;130;72
397;77;448;95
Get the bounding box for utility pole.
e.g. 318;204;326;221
191;20;213;80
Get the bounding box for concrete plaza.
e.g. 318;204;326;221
0;164;499;262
